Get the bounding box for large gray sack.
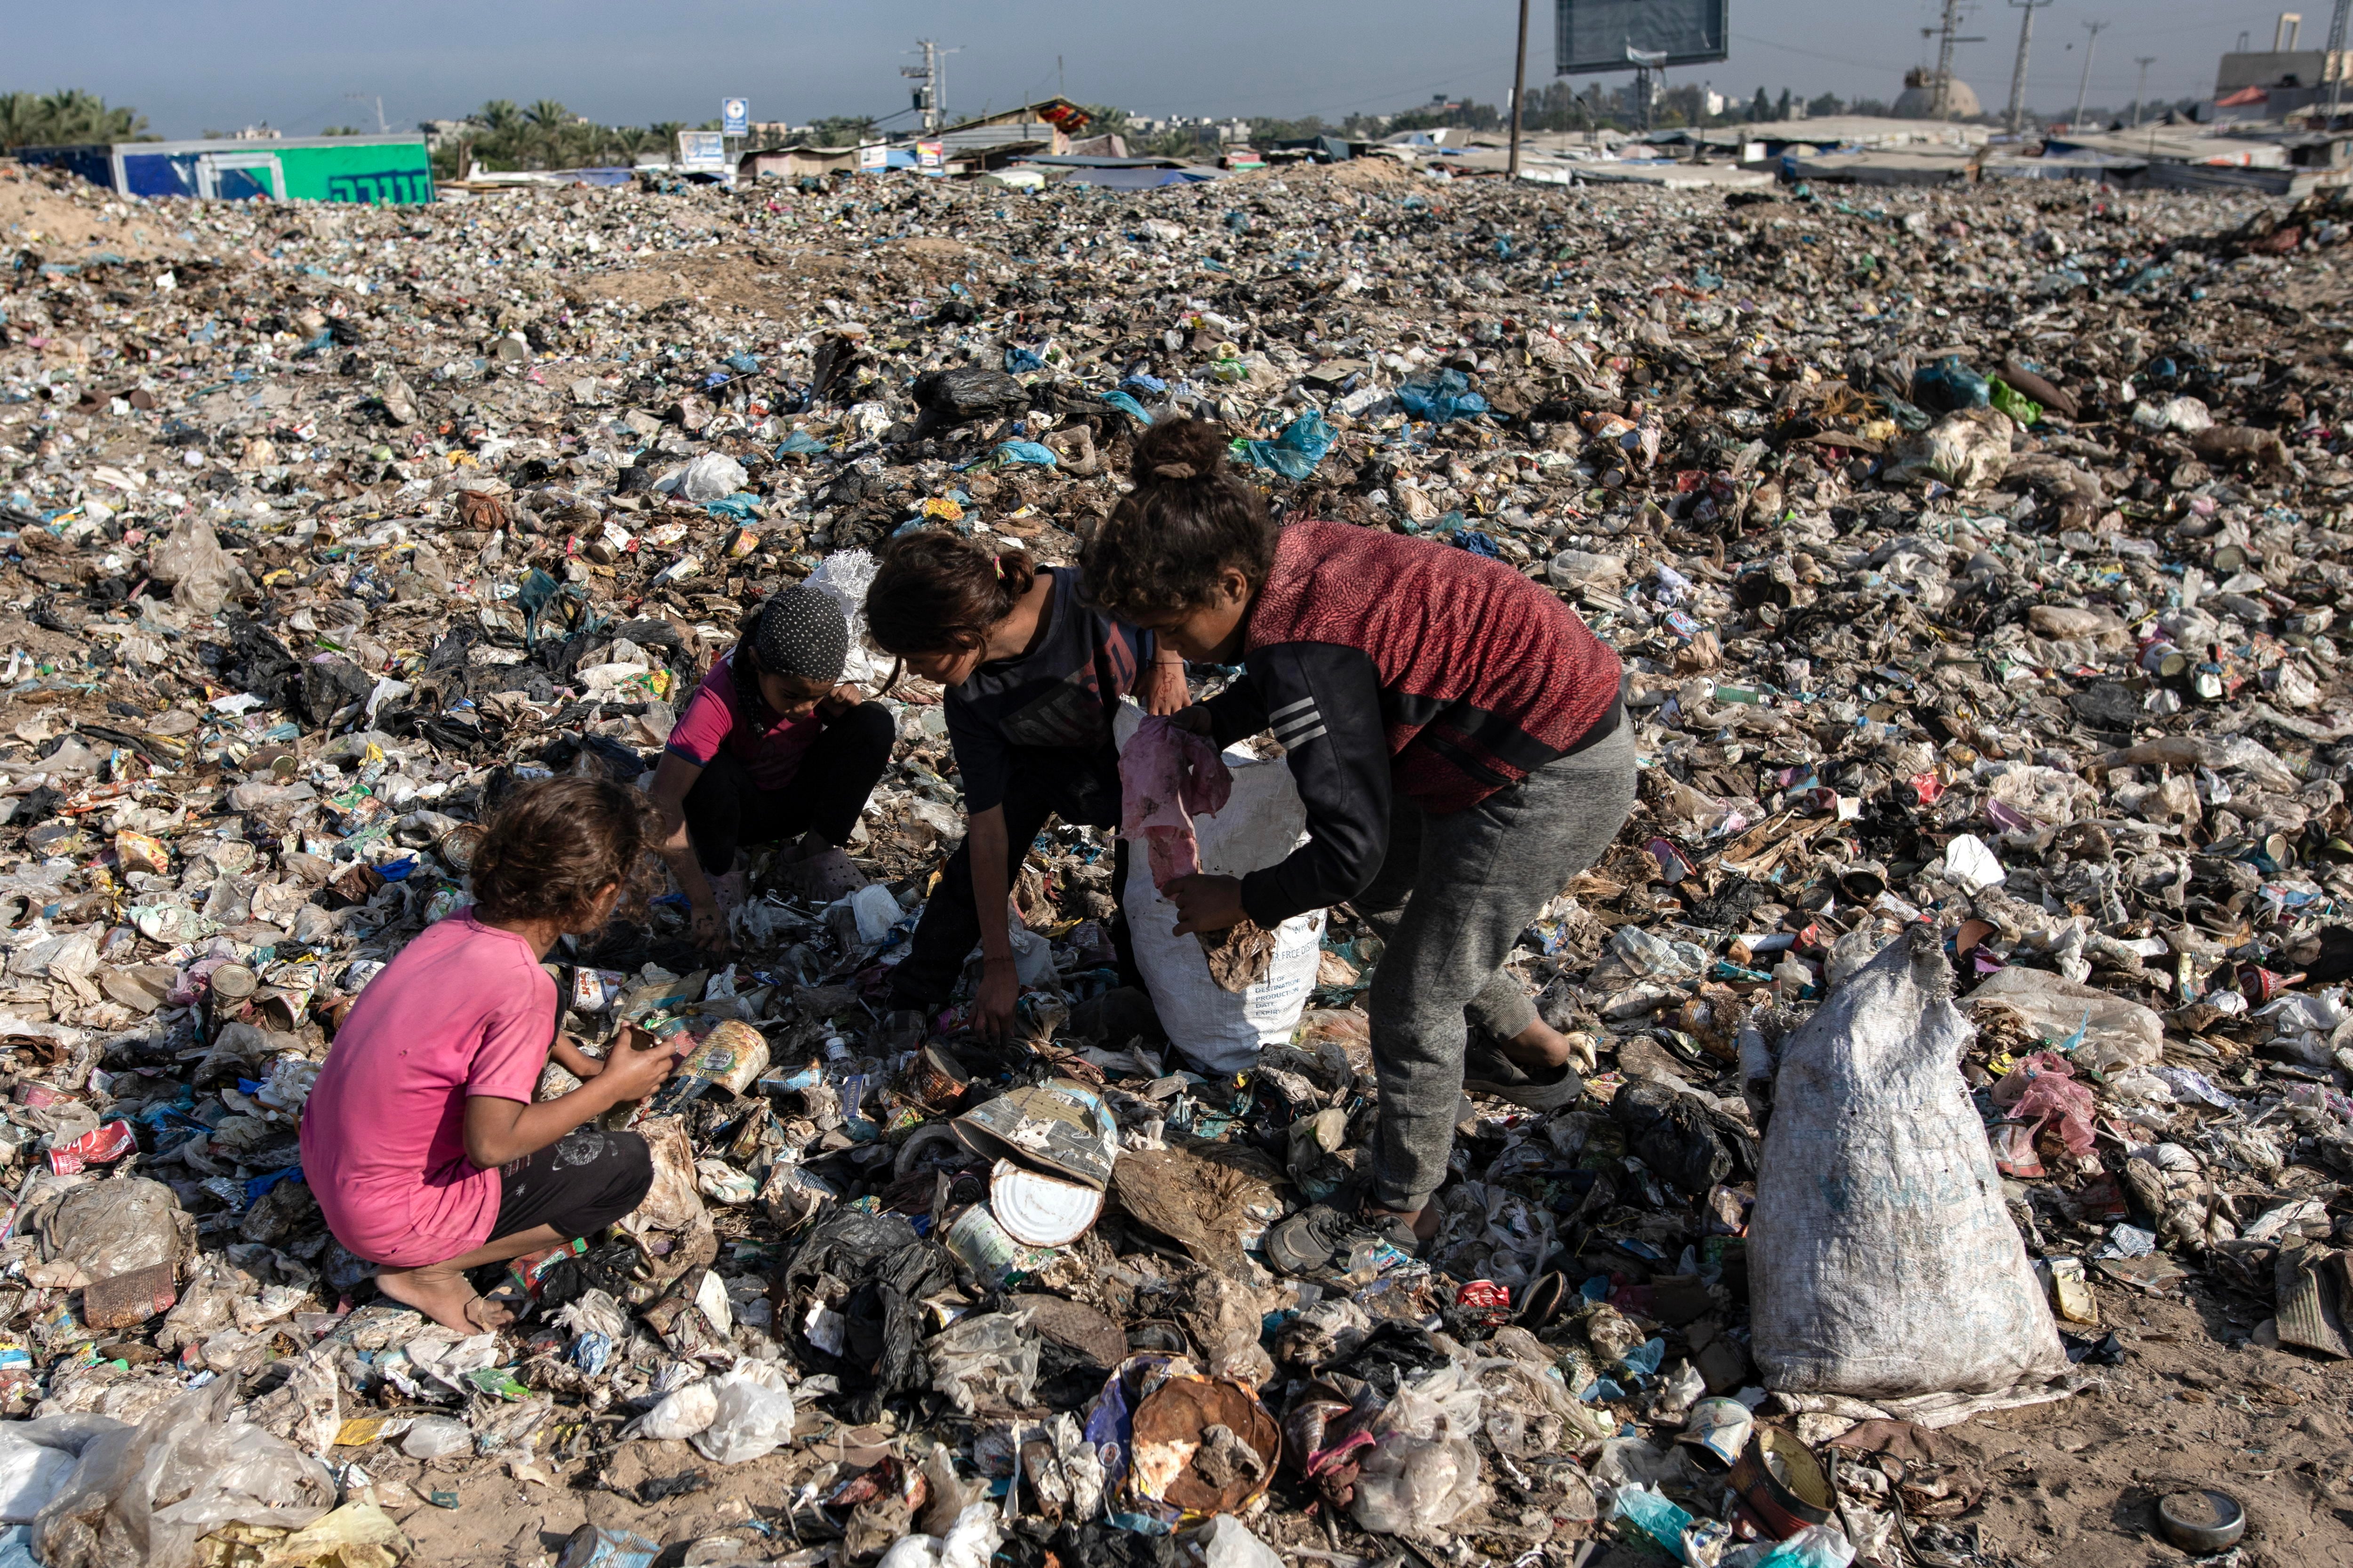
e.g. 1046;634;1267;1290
1750;924;2071;1399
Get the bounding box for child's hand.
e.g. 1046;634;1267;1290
1167;873;1247;935
1141;660;1189;716
551;1035;606;1080
600;1034;685;1101
690;904;733;955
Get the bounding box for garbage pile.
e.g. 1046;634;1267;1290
0;149;2350;1565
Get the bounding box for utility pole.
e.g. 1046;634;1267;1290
1507;0;1530;177
902;40;963;135
2073;20;2109;129
1932;0;1962;116
2132;56;2156;125
2005;0;2054;134
2326;0;2350;126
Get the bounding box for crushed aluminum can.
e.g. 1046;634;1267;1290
49;1119;138;1175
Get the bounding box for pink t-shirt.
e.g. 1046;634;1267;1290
664;651;822;789
299;912;555;1267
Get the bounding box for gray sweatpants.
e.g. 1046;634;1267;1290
1353;719;1638;1212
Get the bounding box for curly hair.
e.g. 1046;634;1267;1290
865;530;1038;657
1079;418;1278;617
470;776;654;928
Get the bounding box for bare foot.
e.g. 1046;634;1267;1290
374;1264;513;1336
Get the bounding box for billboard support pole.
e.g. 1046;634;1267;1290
1509;0;1531;176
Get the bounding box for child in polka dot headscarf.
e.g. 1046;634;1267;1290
647;586;895;951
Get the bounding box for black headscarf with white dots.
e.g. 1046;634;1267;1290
732;585;847;714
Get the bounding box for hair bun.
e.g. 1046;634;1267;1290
1130;417;1231;487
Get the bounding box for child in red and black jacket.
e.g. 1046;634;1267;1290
1081;419;1636;1257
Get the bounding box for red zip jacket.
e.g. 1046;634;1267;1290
1202;520;1623;926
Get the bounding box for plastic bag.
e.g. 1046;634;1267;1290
1991;1051;2096;1157
0;1417;121;1524
148;517;239;613
1750;927;2071;1401
874;1502;1002;1568
678;453;748;504
1909;356;1989;413
1193;1516;1284;1568
1348;1433;1485;1535
804;549;894;684
1116;704;1324;1074
1234;410;1336;481
690;1361;797;1465
1395;368;1488;424
41;1179;189;1282
33;1378;334;1568
1963;966;2164;1072
630;1381;718;1442
399;1416;471;1461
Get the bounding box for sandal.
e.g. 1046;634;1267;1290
460;1294;512;1334
1463;1039;1586;1112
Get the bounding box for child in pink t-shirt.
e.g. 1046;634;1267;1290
302;777;683;1334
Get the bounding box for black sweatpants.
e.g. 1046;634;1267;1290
886;749;1135;1008
680;700;894;875
492;1127;653;1244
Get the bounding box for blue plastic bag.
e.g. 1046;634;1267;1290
1004;344;1047;373
994;440;1058;468
775;430;831;457
703;493;760;521
1396;368;1488;424
1910;355;1989;414
1233;410;1336;481
1097;388;1153;426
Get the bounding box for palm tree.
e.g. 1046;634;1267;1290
477;100;522;134
0;88;147;148
521;100;576;168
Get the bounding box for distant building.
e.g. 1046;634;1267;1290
1893;66;1982;119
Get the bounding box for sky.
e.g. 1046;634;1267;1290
7;0;2313;139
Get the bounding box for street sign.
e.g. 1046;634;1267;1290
721;98;750;136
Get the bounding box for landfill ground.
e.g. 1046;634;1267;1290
5;149;2353;1568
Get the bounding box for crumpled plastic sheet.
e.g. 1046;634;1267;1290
1120;714;1232;892
1993;1049;2097;1156
1394;368;1488;424
1233;410;1336;481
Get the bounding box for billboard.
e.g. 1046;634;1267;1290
677;130;729;169
96;136;434;205
1557;0;1730;75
